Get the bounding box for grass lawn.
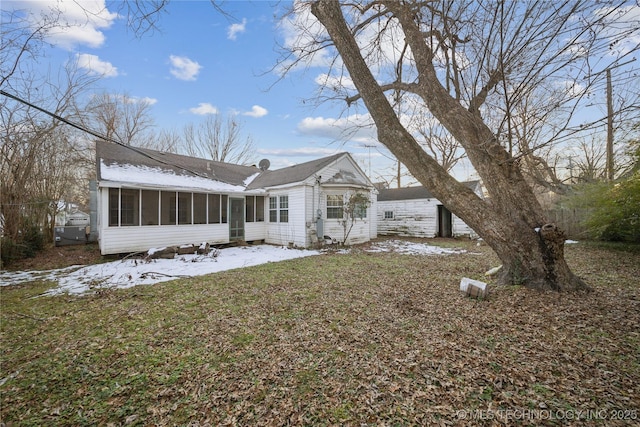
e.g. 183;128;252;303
1;239;639;426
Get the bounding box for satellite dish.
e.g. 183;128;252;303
258;159;270;171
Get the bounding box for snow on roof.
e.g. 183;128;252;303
100;160;247;192
243;172;261;187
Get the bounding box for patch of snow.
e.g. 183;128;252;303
1;240;468;296
1;245;320;296
565;240;579;244
243;172;261;186
0;265;84;286
362;239;466;255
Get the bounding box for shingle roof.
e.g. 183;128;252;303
96;141;259;186
247;153;346;189
96;142;358;191
377;181;480;201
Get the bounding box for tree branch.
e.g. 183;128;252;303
345;81;418;106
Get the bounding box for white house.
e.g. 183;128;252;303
96;141;376;255
377;182;482;238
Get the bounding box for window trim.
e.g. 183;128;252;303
279;195;289;223
268;195;289;223
326;194;344;219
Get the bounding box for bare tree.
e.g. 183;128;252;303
82;92;156;146
181;114;256;165
416;122;465;173
146;127;182;152
1;7;61;88
1;7;98;245
571;136;608;183
297;0;639;291
1;96;89;243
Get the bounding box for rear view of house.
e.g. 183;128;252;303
377;182;482;238
95;141;376;255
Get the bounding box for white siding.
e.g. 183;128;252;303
303;185;316;247
99;224;230;255
265;187;307;247
452;216;478;238
319;188;375;245
244;222;266;242
98;187;276;254
369;194;378;240
377;199;438;237
377;198;478;238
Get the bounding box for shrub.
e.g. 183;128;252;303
0;224;45;267
22;223;44;257
582;172;640;242
1;237;21;268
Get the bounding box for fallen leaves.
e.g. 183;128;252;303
1;240;639;425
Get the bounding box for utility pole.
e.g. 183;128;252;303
363;144;375;178
606;68;614;181
590;59;635;182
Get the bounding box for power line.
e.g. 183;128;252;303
1;89;119;144
0;89;210;178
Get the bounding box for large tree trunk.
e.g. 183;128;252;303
311;0;588;292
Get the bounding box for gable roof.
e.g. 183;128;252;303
96;141;260;187
96;142;366;192
378;181;481;201
247;153;346;189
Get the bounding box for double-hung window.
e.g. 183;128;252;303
326;194;344;219
268;195;288;222
354;200;368;219
279;196;289;223
269;197;278;222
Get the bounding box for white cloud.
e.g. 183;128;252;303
19;0;118;50
276;1;334;73
315;73;356;91
555;80;587;98
227;18;247;40
297;114;378;143
169;55;202;81
189;103;218;115
75;53;118;77
90;93;157;105
242;105;268;118
138;96;158;106
596;5;640;57
257;147;340;157
120;95;158;106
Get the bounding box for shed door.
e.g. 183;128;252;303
437;205;452;238
229;198;245;241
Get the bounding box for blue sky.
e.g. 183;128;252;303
4;1;636;183
3;0;417;180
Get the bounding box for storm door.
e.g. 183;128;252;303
229;197;245;241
